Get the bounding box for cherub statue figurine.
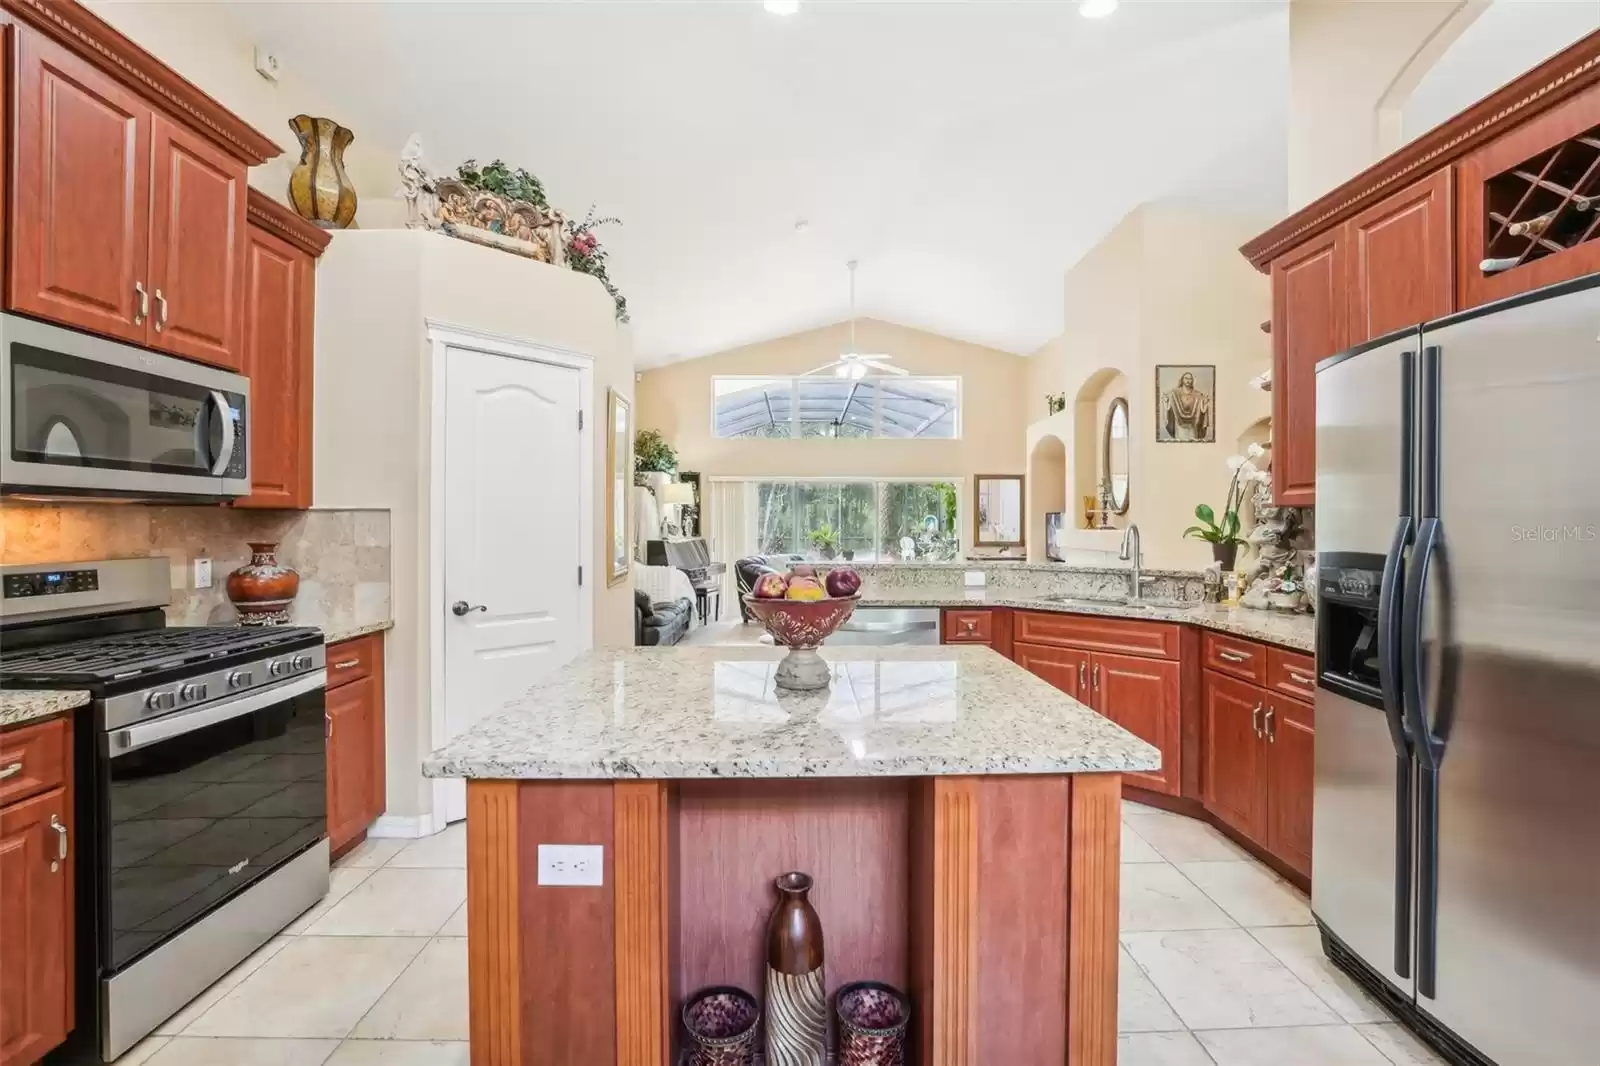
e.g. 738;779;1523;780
398;133;439;229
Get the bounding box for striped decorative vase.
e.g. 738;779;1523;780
287;115;358;229
765;872;826;1066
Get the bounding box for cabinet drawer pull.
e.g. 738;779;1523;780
50;814;67;872
1265;706;1277;742
325;712;334;739
1251;702;1264;738
1218;650;1251;663
1078;662;1087;691
134;281;149;325
962;618;976;632
1289;669;1314;686
333;658;361;670
1092;663;1101;691
154;288;169;332
0;761;21;781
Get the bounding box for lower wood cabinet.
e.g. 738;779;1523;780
0;717;73;1066
1012;641;1091;705
325;634;386;856
1203;666;1315;879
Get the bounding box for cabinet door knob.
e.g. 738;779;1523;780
134;281;149;325
325;712;334;739
1265;706;1276;743
49;814;67;872
1078;661;1087;691
1092;663;1101;690
153;288;168;332
1251;702;1264;738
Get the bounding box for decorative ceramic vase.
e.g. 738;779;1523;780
835;981;910;1066
226;542;299;626
765;872;826;1066
287;115;357;229
682;986;760;1066
1212;541;1239;571
741;595;859;690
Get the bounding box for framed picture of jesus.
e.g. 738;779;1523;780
1155;364;1216;443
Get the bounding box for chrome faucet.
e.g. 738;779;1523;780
1119;524;1144;601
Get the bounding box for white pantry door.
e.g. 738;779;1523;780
440;345;585;822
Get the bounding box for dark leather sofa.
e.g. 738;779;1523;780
635;588;693;646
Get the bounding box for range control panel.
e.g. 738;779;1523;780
3;568;100;598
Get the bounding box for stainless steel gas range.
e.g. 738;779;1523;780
0;557;329;1061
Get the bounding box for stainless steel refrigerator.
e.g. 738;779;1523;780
1313;273;1600;1066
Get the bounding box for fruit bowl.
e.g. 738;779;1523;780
741;593;861;691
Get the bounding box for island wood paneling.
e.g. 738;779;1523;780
466;781;522;1066
910;776;978;1066
673;779;911;1027
976;775;1069;1064
613;781;671;1066
1066;773;1121;1066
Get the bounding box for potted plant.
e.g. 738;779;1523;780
1184;446;1267;570
634;429;677;490
808;524;841;560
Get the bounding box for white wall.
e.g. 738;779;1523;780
315;230;631;822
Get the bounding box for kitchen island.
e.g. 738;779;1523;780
424;645;1160;1066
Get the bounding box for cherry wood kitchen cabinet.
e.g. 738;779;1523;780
0;716;74;1066
1091;651;1181;797
1203;670;1268;846
1269;229;1347;508
9;26;151;344
4;6;277;367
325;634;386;857
1265;695;1315;878
940;607;1012;659
234;192;327;510
1012;641;1092;705
147;114;246;369
1346;169;1454;344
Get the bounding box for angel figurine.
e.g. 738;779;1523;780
397;133;439;229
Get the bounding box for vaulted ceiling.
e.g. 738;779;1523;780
223;1;1293;365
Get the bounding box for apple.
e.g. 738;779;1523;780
825;568;861;598
753;572;789;599
785;577;826;601
789;564;817;578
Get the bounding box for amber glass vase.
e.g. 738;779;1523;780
764;872;826;1066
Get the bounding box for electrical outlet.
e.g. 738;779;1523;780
537;844;604;887
253;46;280;82
963;569;986;588
193;558;212;589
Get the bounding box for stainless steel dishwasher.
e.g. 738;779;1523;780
827;606;941;646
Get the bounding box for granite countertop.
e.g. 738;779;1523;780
858;591;1315;652
322;619;393;645
423;645;1162;781
0;690;91;729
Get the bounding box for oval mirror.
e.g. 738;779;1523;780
1103;398;1130;515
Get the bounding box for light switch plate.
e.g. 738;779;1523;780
193;558;213;589
537;844;604;886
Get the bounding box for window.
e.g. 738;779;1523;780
742;478;960;563
712;376;960;440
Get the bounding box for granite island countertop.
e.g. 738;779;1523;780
858;591;1315;652
423;645;1162;780
1;689;91;729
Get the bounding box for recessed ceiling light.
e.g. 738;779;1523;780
1079;0;1118;18
764;0;800;15
794;219;810;233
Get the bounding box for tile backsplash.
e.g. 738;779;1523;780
0;503;390;633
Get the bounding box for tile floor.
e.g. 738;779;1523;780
109;800;1446;1065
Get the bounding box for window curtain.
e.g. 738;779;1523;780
708;480;756;608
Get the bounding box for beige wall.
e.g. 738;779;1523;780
86;0;403;224
635;319;1029;554
1026;204;1272;570
315;230;630;823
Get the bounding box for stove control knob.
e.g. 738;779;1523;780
145;690;177;712
180;682;208;703
292;654;314;671
228;670;253;690
268;659;290;678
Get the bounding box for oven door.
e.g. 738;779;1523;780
0;312;249;499
100;671;326;973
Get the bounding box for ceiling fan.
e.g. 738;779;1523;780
803;260;907;378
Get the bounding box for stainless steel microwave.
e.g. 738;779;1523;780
1;313;250;500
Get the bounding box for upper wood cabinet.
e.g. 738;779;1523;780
9;27;150;344
1269;229;1347;508
148;115;246;369
1346;169;1454;345
5;11;277;368
235;192;326;510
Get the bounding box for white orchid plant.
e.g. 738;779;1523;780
1184;443;1271;548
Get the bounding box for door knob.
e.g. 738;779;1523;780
451;601;487;617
